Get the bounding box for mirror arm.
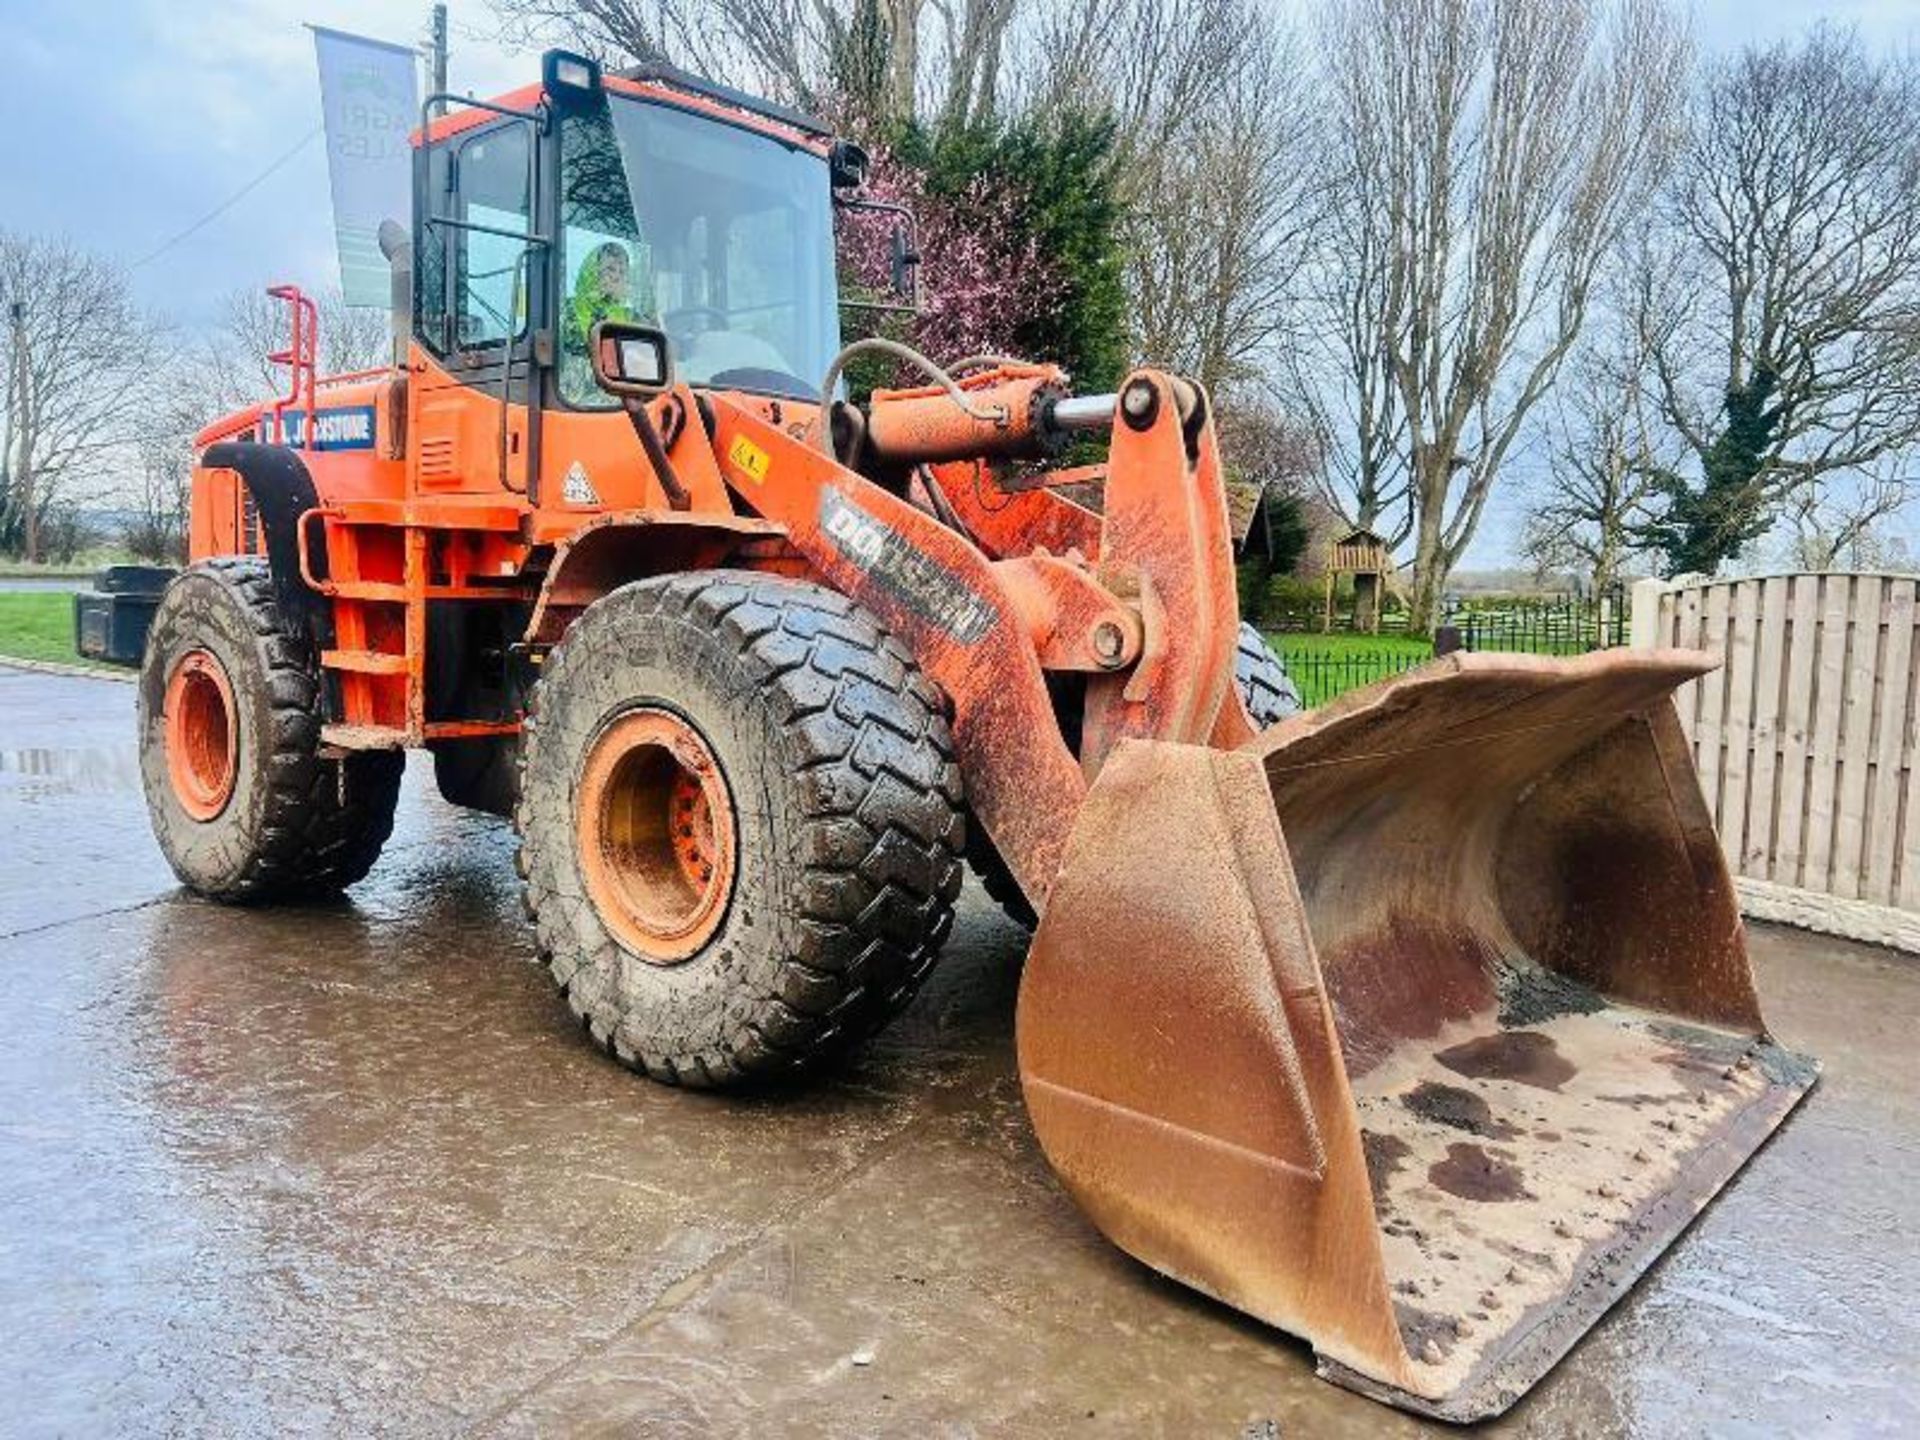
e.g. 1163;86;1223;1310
623;397;692;512
833;195;923;309
840;298;923;317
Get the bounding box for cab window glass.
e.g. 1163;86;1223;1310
558;108;643;407
556;95;840;403
455;126;532;349
417;144;451;350
606;99;839;398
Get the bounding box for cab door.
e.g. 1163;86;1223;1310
531;94;691;518
410;113;548;498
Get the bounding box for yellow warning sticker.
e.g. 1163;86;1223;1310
728;435;772;484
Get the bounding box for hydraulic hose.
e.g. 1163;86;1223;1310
814;338;1010;456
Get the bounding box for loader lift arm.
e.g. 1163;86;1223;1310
680;360;1255;907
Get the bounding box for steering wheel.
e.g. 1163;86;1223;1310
662;304;727;339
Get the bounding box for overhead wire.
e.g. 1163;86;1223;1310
129;126;324;271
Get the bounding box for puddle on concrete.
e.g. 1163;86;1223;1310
0;747;143;796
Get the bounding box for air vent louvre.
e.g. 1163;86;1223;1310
417;433;458;486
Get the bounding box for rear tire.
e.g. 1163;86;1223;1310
968;623;1303;927
514;571;965;1088
138;557;403;902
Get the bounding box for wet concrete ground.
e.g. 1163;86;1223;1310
2;663;1915;1438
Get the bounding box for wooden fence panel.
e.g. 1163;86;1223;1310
1635;572;1920;951
1833;575;1881;900
1803;576;1853;895
1718;582;1760;870
1775;575;1823;890
1902;655;1920;908
1744;577;1789;877
1867;579;1915;906
1697;585;1731;817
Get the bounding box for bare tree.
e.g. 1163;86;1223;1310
488;0;825;102
1520;402;1663;592
0;233;159;562
1777;465;1916;572
1289;127;1410;546
488;0;1016;131
114;287;393;563
1520;270;1677;590
1638;27;1920;575
126;380;202;564
1214;390;1322;496
189;286;391;412
1305;0;1688;629
1035;0;1317;399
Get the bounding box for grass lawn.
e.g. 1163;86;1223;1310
1265;629;1435;707
0;591;101;668
0;595;1569;704
1268;631;1432;659
1263;627;1603;705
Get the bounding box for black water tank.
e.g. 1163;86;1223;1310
73;565;177;666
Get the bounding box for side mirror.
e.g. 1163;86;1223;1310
829;139;870;190
590;320;674;401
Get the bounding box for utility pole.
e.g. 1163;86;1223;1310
7;301;32;565
428;4;448;104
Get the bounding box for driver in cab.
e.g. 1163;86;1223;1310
562;242;646;403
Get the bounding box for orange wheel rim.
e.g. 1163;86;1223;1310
576;708;737;964
164;648;238;822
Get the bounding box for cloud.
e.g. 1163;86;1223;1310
0;0;533;321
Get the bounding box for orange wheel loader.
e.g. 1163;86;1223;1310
137;51;1816;1421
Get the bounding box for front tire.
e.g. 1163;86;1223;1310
515;571;965;1087
138;557;402;901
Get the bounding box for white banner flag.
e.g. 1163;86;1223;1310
311;25;419;307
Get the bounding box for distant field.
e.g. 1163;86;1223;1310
0;550;136;581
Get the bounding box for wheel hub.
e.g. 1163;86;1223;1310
163;648;239;822
576;708;737;963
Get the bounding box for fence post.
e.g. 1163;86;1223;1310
1629;577;1668;650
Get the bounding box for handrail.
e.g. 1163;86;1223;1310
295;506;344;595
266;285;319;448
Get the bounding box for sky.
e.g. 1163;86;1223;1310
1;0;1915;563
0;0;526;328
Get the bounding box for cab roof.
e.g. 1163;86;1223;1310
415;64;835;158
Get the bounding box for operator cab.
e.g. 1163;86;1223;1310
411;53;903;419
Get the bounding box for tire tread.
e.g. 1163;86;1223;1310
515;571;964;1088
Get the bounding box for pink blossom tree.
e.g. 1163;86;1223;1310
835;145;1061;379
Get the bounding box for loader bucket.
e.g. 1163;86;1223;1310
1017;649;1817;1421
